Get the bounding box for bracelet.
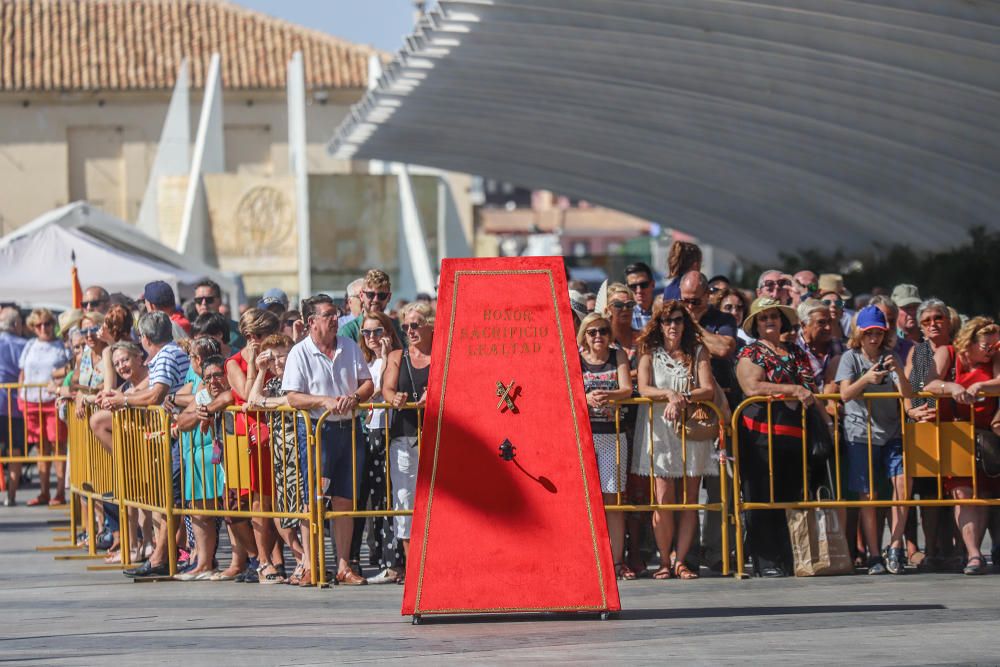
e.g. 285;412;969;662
123;395;129;408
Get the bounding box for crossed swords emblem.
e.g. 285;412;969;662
495;379;519;413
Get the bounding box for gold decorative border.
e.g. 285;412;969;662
413;269;609;614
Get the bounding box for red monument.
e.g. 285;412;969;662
401;257;620;621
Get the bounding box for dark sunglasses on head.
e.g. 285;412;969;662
761;279;792;290
585;327;611;338
361;327;385;337
681;297;703;307
194;296;216;305
609;300;637;310
81;299;106;309
364;291;390;301
400;322;425;332
626;280;651;291
660;315;685;326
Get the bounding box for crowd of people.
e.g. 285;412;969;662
570;240;999;579
0;243;998;584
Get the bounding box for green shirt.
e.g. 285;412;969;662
338;315;404;345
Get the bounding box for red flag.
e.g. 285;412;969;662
71;251;82;308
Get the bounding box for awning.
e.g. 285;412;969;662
329;0;1000;263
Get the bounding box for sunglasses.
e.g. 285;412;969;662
364;291;390;301
585;327;611;338
400;322;426;332
80;326;100;335
821;299;846;308
361;327;385;338
708;286;724;294
283;319;299;327
609;300;637;310
721;303;742;313
81;299;106;309
626;280;651;291
202;372;226;382
920;314;945;326
681;297;703;307
193;296;216;305
659;315;685;326
36;321;54;328
761;279;792;290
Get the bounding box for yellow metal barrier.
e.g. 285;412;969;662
66;404;119;557
607;398;732;577
314;402;419;587
730;391;1000;578
0;382;64;464
171;406;317;581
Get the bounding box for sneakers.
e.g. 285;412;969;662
886;548;906;575
366;568;401;585
124;560;171;579
867;558;888;575
237;558;260;583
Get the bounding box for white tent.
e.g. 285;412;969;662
0;202;242;308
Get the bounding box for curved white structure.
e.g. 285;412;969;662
329;0;1000;262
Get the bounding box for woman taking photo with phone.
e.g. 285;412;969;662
835;306;914;575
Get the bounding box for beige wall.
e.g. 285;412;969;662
0;90;358;235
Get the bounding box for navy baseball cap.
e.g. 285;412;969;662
142;281;175;308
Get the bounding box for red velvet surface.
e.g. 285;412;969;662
401;257;620;616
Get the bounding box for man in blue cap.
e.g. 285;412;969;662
142;280;190;339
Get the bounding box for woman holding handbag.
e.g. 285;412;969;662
634;300;719;580
735;297;817;577
578;312;633;579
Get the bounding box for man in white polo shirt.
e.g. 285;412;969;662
283;294;373;585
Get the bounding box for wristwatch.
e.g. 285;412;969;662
352;392;361;405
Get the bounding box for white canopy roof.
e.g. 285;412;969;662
329;0;1000;263
0;202;242;308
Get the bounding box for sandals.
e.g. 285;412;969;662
614;562;638;581
287;563;306;586
963;555;987;576
652;566;673;580
297;568;314;587
26;494;49;507
673;562;699;580
258;562;285;584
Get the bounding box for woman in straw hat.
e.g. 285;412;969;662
735;297;818;577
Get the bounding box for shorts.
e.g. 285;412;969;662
22;401;66;445
0;416;26;457
846;438;904;495
319;418;365;501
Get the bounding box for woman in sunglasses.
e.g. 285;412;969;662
603;283;646;575
382;301;434;573
18;308;71;506
70;312;107;416
902;298;955;570
923;316;1000;575
353;310;403;584
634;300;719;580
578;312;632;579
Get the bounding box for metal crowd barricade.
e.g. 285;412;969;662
314;402;420;587
0;382;65;467
168;406;318;579
66;404;117;556
607;398;732;576
113;406;174;573
730;391;1000;578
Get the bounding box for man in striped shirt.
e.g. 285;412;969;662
120;311;191;579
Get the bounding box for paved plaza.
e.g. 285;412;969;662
1;497;998;666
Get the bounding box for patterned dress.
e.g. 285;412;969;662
632;346;718;478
